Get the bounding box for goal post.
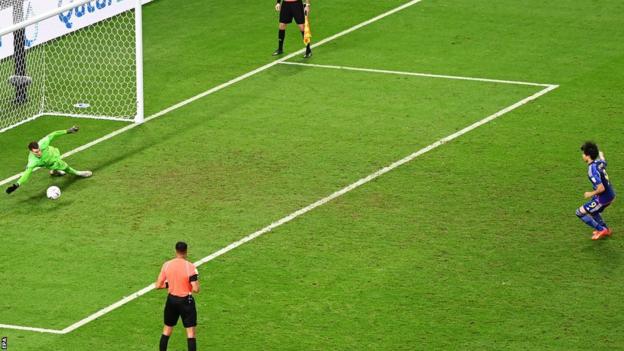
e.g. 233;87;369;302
0;0;144;133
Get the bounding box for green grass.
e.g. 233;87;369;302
0;60;538;328
1;0;623;350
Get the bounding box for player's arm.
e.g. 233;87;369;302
38;127;78;150
155;265;167;289
190;274;200;293
17;166;35;186
6;165;35;194
599;151;607;166
304;0;310;15
189;264;200;293
275;0;281;12
585;183;606;198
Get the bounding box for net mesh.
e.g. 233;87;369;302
0;1;137;132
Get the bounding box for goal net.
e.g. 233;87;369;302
0;0;143;133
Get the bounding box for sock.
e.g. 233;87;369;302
187;338;196;351
576;209;605;231
300;31;311;53
159;334;170;351
278;29;285;50
592;213;607;228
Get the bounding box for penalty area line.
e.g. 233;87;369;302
279;62;556;87
64;83;558;335
0;84;559;334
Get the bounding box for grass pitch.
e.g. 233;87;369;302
1;0;623;350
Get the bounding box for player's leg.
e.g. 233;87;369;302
51;160;91;178
591;212;607;229
576;204;604;231
274;22;287;55
591;203;612;238
185;327;197;351
161;296;180;351
66;166;92;178
61;163;92;178
49;160;70;177
181;295;198;351
576;201;608;240
298;24;311;57
160;325;173;351
294;4;311;57
275;1;295;56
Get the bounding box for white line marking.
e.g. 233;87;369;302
2;82;558;334
0;114;44;134
0;324;63;334
61;284;156;334
0;0;426;333
0;0;425;188
280;62;554;87
63;84;559;334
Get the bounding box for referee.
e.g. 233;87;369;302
156;241;200;351
273;0;312;58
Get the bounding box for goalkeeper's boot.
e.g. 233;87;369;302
49;170;66;177
272;49;283;56
303;49;312;59
76;170;93;178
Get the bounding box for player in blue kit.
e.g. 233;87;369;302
576;142;616;240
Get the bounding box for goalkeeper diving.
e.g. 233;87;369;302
6;126;92;194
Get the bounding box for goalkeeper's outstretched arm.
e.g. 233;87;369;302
17;167;34;186
38;126;79;149
6;166;34;194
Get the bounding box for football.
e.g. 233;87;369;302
46;186;61;200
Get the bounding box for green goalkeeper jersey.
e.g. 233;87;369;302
17;130;69;185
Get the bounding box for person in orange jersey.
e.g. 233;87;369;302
156;241;200;351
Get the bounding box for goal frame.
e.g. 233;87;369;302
0;0;144;133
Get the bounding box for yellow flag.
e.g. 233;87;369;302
303;15;312;45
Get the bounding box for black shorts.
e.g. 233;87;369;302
279;0;305;25
164;294;197;328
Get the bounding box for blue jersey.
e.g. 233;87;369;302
588;159;615;204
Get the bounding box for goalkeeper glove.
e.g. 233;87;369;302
6;183;19;194
67;125;80;134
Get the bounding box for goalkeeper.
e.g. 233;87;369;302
6;126;92;194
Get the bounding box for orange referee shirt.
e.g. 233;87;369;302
158;258;199;297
